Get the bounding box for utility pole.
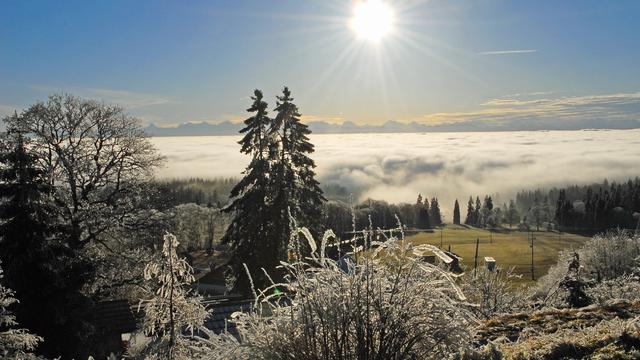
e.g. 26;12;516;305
440;225;443;249
530;231;535;281
473;237;479;275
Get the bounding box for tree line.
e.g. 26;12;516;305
322;194;444;240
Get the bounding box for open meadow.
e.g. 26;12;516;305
407;224;590;283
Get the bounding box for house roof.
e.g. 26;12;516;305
91;300;137;334
204;298;253;335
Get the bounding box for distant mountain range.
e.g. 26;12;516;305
143;119;640;136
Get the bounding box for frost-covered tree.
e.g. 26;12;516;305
222;90;275;293
0;263;42;358
172;203;223;252
8;94;164;249
6;95;164;357
137;233;210;359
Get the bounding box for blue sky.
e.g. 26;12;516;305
1;0;639;127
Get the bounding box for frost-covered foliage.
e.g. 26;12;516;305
0;264;42;359
587;273;640;305
533;230;640;307
579;231;640;281
462;267;528;319
467;299;640;359
470;310;640;359
207;222;475;359
134;233;210;359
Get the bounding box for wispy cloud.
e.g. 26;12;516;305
30;85;176;109
419;91;640;128
479;49;538;55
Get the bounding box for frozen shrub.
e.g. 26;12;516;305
579;230;640;281
208;223;475;359
533;230;640;308
462;267;528;319
587;274;640;305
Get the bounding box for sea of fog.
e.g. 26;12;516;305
151;130;640;216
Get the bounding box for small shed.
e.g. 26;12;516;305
484;257;496;272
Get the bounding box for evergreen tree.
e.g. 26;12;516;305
269;87;325;258
415;194;431;229
465;197;475;225
222;90;274;292
481;196;494;228
0;125;80;357
453;199;461;225
0;126;55;294
414;194;428;228
429;197;442;226
474;196;482;227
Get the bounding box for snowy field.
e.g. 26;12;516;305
152;129;640;213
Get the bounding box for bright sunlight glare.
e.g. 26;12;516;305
349;0;395;42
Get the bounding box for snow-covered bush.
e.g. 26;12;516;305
462;267;528;319
209;221;476;359
587;273;640;305
0;263;42;358
533;230;640;308
579;230;640;281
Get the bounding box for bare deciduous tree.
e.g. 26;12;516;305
9;93;165;249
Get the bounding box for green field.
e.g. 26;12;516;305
406;224;590;283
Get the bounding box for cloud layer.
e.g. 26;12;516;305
420;92;640;129
152;130;640;216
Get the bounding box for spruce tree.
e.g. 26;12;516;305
465;196;474;225
269;87;325;257
415;195;431;229
430;197;442;226
0;125;68;356
222;90;273;293
0;127;56;292
453;199;461;225
474;196;482;227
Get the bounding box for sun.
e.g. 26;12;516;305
349;0;395;42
